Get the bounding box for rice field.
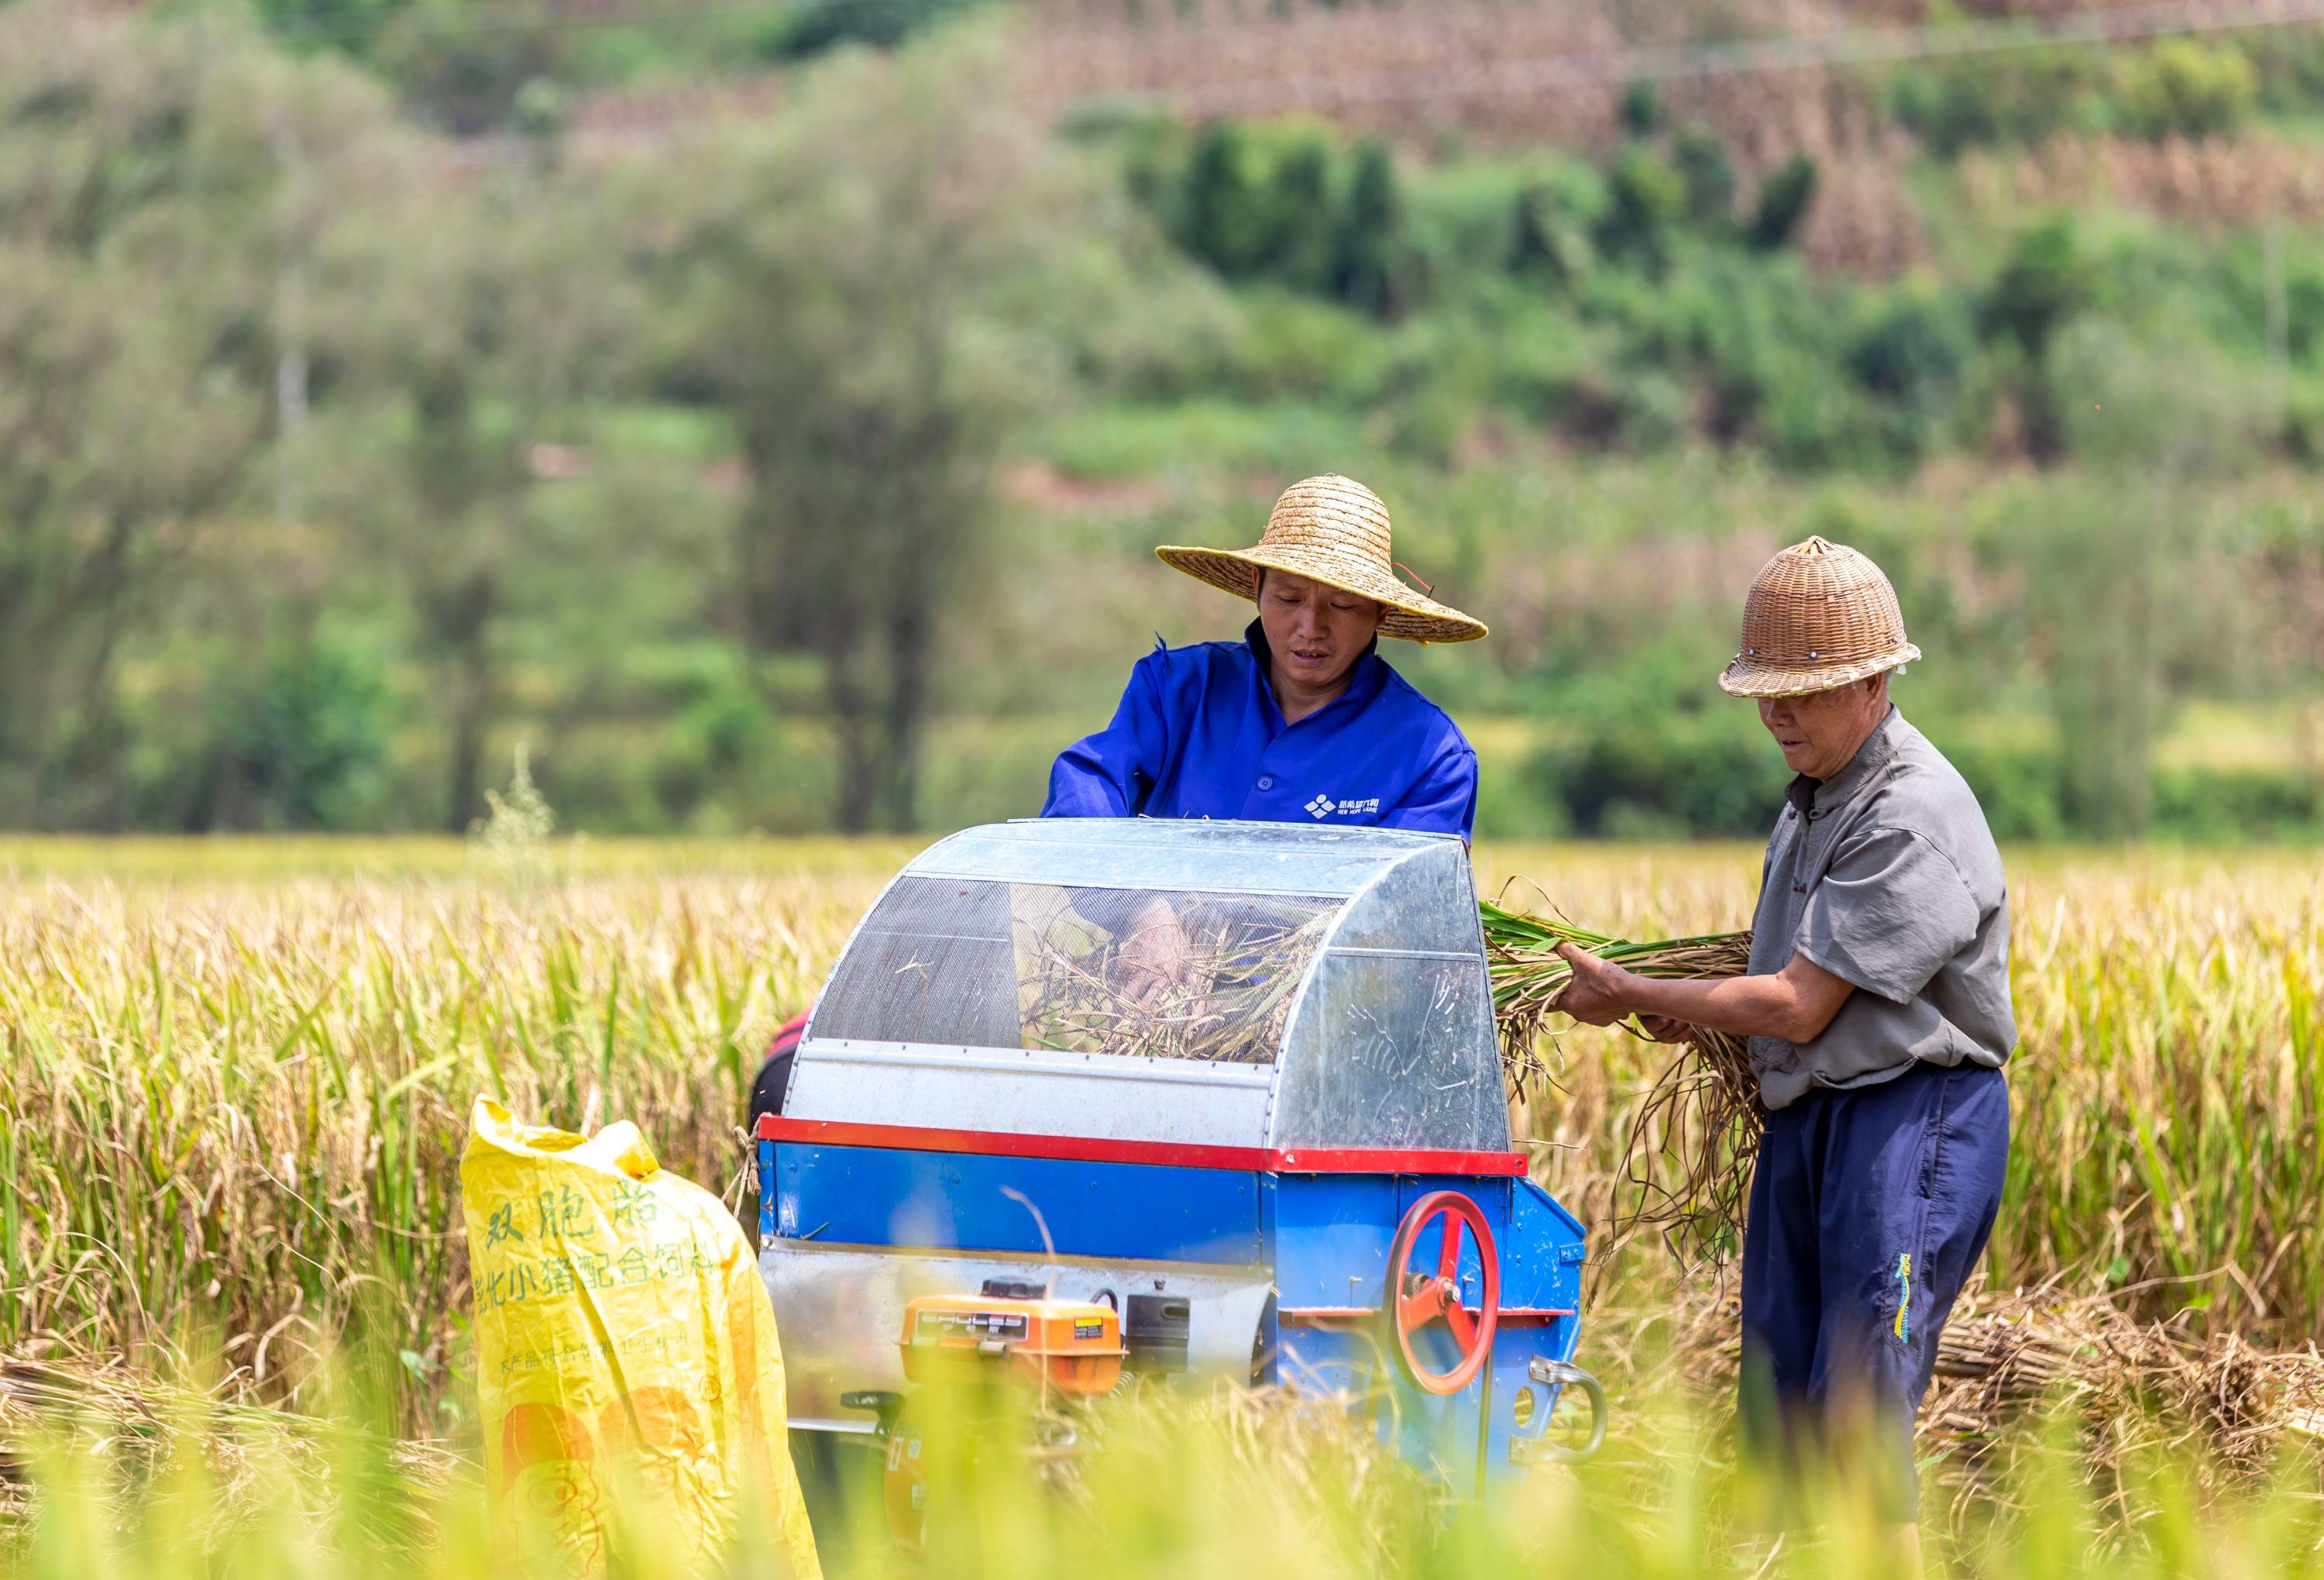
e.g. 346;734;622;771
3;836;2324;1575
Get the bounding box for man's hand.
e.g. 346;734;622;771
1549;945;1855;1047
1549;943;1635;1025
1116;899;1195;1010
1553;949;1700;1042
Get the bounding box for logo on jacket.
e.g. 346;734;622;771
1305;793;1380;819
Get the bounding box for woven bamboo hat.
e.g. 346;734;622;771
1156;475;1487;644
1718;535;1920;698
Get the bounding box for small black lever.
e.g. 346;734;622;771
839;1389;906;1434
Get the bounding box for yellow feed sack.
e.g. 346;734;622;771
461;1096;822;1577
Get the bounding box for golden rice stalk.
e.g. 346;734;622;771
1014;899;1329;1064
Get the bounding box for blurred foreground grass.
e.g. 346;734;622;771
9;1365;2324;1580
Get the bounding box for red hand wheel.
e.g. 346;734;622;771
1384;1190;1500;1395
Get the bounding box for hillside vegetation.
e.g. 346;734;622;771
8;1;2324;837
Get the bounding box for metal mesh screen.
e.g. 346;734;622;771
811;876;1338;1064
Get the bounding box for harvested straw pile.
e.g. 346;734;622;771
1015;894;1329;1064
1922;1286;2324;1511
1664;1280;2324;1515
1480;898;1760;1262
0;1355;459;1514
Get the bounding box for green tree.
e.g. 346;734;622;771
2116;39;2257;141
1673;130;1735;229
641;36;1060;831
1595;147;1684;272
1886;45;2106;156
1982;215;2091;460
368;14;566;136
1508;181;1593;283
252;0;410;52
1258;133;1335;293
1746;154;1817;250
1330;138;1403;316
311;153;631;831
1177;119;1268;277
769;0;985;60
1593;113;1744;261
2027;325;2257;835
1989;220;2084;339
201;637;394;831
0;6;386;826
1618;79;1664;139
1847;287;1972;461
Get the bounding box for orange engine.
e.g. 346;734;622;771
898;1289;1126;1396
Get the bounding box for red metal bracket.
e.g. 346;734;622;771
754;1115;1529;1178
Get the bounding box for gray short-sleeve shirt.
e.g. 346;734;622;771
1745;709;2015;1110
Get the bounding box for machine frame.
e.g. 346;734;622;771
755;818;1604;1499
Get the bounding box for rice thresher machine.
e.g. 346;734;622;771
755;819;1604;1540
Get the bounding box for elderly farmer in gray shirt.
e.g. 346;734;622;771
1553;537;2012;1561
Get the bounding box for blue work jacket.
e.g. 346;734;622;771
1042;621;1479;839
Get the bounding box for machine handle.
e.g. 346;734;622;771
1511;1357;1605;1465
1384;1190;1501;1396
840;1389;906;1435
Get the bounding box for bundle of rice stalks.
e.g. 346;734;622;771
1480;897;1760;1262
1014;896;1329;1064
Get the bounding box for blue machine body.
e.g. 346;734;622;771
756;820;1602;1487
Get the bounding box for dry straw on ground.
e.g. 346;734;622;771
0;1356;459;1520
1650;1275;2324;1523
1923;1283;2324;1520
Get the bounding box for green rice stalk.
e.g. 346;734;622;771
1481;897;1761;1265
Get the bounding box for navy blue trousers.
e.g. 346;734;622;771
1738;1058;2009;1520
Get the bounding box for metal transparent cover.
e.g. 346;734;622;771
810;877;1336;1065
804;821;1510;1151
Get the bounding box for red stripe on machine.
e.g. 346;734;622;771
1279;1306;1575;1326
755;1116;1529;1177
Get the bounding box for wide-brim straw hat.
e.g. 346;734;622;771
1157;475;1487;644
1718;535;1921;698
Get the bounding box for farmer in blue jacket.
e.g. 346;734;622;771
1043;473;1486;840
1042;473;1487;1010
755;475;1485;1118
